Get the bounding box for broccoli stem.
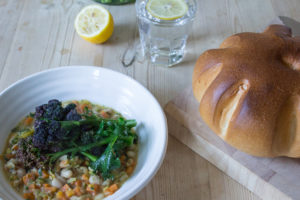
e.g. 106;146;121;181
80;151;97;162
60;119;100;130
48;135;114;163
60;118;137;130
125;120;137;128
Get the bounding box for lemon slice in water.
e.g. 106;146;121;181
74;5;114;44
146;0;188;20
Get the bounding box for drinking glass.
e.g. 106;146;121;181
135;0;197;67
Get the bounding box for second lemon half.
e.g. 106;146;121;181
75;5;114;44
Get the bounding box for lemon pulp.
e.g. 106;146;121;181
146;0;188;20
74;5;114;44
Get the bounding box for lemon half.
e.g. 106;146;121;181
74;5;114;44
146;0;188;21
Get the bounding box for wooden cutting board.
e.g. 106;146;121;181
164;17;300;200
164;87;300;200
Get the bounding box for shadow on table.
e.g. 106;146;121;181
133;137;212;200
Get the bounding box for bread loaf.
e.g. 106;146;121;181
192;25;300;157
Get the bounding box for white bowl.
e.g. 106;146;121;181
0;66;168;200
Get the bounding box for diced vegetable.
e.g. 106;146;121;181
3;100;139;199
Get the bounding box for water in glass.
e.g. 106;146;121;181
135;0;197;67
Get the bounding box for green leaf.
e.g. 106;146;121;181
113;136;134;152
96;121;105;135
125;120;137;129
48;136;113;163
90;135;121;179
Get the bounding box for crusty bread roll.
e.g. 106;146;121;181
192;25;300;157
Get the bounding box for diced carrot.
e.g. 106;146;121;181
120;154;126;163
65;189;74;198
73;186;83;196
131;160;136;168
23;192;34;200
56;190;67;200
86;184;100;195
23;173;36;185
72;100;79;105
61;184;71;192
24;116;34;126
74;180;82;187
106;183;118;194
78;102;92;114
29;183;39;191
42;170;49;178
12;144;19;151
81;174;89;183
126;166;134;175
43;183;57;193
100;110;110;118
5;154;15;159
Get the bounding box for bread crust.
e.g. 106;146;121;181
192;25;300;157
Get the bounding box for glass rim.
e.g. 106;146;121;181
135;0;197;26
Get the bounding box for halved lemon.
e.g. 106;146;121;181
146;0;188;20
74;5;114;44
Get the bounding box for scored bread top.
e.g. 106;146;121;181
192;25;300;157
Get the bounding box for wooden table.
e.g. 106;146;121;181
1;0;300;199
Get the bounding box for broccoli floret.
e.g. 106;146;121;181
32;121;48;149
65;109;81;121
32;100;82;151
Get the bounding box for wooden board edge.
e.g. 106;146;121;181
165;102;291;200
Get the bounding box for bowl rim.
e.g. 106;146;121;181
0;66;168;200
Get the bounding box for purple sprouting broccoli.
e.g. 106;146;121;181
32;99;82;151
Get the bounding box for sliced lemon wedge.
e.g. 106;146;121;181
74;5;114;44
146;0;188;21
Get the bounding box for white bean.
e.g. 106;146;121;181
12;180;21;187
51;178;63;188
59;155;68;161
55;174;66;184
61;169;73;178
129;144;136;150
102;179;111;187
89;175;101;185
31;168;38;173
17;168;26;178
10;159;18;164
77;166;88;174
119;173;129;182
70;196;84;200
59;160;70;168
127;151;136;158
94;193;105;200
5;160;15;169
126;158;134;167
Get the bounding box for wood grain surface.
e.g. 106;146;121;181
0;0;300;199
165;87;300;200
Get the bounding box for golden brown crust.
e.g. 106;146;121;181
192;25;300;157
